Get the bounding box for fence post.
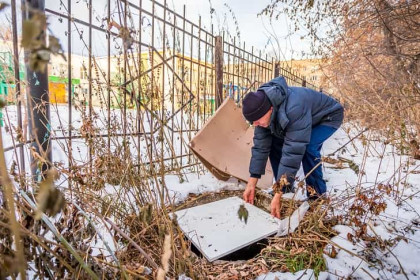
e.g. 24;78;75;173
214;36;223;108
22;0;51;180
274;62;280;78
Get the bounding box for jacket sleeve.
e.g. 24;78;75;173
277;104;312;188
249;126;272;178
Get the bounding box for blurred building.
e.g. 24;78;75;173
0;28;82;105
279;59;328;91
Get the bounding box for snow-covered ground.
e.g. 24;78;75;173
2;104;420;279
1;104;204;179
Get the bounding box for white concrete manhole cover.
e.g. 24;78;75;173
174;196;280;262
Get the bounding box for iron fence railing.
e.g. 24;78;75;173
3;0;320;178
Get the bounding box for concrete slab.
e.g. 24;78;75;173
174;196;280;262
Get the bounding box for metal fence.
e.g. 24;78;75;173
3;0;319;179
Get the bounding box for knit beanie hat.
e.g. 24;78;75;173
242;90;272;123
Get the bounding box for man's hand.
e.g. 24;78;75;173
243;178;258;204
270;192;283;218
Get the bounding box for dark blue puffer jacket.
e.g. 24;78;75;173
249;76;343;185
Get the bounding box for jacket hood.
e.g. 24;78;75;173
258;76;289;128
260;76;288;108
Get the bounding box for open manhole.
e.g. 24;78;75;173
173;190;302;262
190;235;269;261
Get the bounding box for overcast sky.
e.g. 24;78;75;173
172;0;310;60
0;0;311;60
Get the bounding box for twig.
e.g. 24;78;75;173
9;219;76;274
367;223;409;280
327;127;370;157
16;186;100;280
72;202;129;280
361;267;377;280
346;260;365;279
310;231;372;263
0;120;26;278
93;256;150;279
105;218;159;270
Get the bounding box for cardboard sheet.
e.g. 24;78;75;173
189;98;273;189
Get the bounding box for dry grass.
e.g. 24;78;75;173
1;1;419;279
120;189;338;279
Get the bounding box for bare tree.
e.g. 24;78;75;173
261;0;420;156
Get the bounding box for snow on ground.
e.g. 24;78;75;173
2;104;420;279
165;172;244;204
163;125;420;280
2;104;207;168
170;126;420;280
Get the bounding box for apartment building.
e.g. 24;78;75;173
279;58;328;91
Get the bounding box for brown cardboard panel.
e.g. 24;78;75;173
190;98;273;189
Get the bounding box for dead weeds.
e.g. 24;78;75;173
123;189;339;279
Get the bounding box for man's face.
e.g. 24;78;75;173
253;107;273;128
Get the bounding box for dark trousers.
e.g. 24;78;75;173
269;125;338;196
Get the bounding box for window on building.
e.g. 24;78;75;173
80;67;88;80
59;64;67;76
